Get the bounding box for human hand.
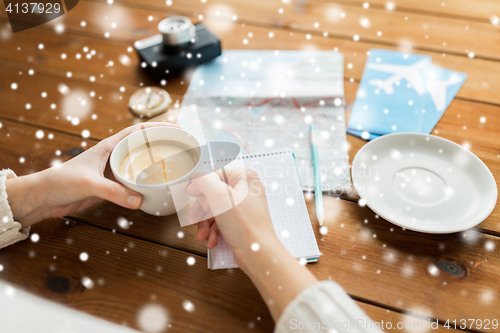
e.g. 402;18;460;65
186;167;280;268
7;122;180;228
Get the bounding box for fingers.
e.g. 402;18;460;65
189;200;208;225
91;178;142;209
186;172;230;206
196;219;211;241
206;223;221;249
186;171;222;196
99;122;181;154
195;218;220;249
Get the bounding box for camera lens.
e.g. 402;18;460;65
158;16;196;47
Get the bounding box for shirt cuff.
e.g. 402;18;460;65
275;280;383;333
0;169;30;249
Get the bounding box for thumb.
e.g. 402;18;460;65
186;171;226;197
92;178;143;209
187;172;233;215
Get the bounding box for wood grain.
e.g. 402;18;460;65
322;0;500;21
0;0;499;331
0;218;467;333
0;119;498;327
0;116;93;173
308;196;500;326
105;0;500;60
2;62;498;234
0;218;274;333
72;196;500;325
2;1;500;105
0;63;183;141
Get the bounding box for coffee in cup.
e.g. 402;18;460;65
119;139;199;185
110;126;204;216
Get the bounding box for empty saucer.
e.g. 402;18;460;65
351;133;497;233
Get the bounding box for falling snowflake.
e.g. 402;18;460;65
401;264;414;277
137;304;169;333
281;229;290;239
319;226;328;235
484;240;495;251
117;217;130;229
81;276;94;289
30;234;39;243
359;17;371;28
79;252;89;262
182;300;195;313
385;1;395;11
427;264;439;276
265;139;274;147
460;229;479;244
54;23;65;34
4;285;15;297
480;289;495;304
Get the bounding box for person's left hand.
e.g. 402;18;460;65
6;122;180;228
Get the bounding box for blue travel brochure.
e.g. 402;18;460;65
347;49;467;140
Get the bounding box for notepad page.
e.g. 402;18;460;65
208;151;321;269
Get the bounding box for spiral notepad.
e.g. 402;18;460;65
207;151;321;270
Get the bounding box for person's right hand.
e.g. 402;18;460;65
186;167;280;267
187;168;320;322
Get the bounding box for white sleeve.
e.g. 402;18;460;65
0;169;30;249
275;281;384;333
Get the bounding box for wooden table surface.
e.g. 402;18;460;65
0;0;499;332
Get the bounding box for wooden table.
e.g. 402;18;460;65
0;0;499;332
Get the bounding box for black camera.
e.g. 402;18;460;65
134;16;222;81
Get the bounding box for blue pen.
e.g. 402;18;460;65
310;124;324;226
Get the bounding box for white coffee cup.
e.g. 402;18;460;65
110;126;204;216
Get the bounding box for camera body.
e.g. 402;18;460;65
135;17;221;81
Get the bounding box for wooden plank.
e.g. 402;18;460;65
322;0;500;22
1;70;498;235
105;0;500;60
0;1;498;330
0;119;208;256
0;218;460;332
0;122;498;326
307;195;500;327
0;115;94;173
2;1;500;105
0;63;184;141
0;100;499;327
0;218;273;333
70;194;500;325
72;197;500;325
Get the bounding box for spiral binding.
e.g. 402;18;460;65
202;150;292;164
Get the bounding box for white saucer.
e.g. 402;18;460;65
352;133;497;233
